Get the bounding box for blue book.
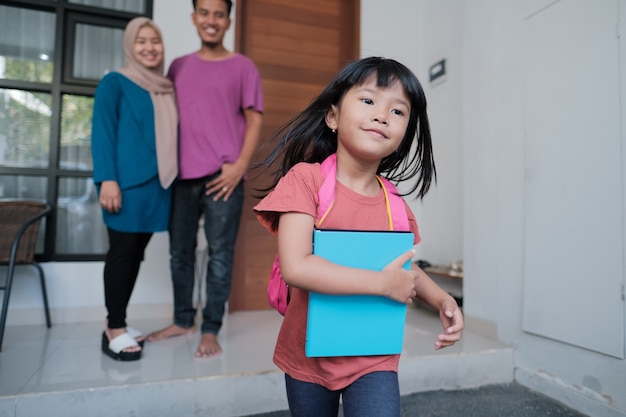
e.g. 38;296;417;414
306;229;415;357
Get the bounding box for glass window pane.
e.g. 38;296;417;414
69;0;146;14
73;23;124;81
0;89;51;169
0;174;46;200
56;177;107;254
61;95;94;171
0;6;55;83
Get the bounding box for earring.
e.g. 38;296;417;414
332;129;336;134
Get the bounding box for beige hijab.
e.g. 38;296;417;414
117;17;178;188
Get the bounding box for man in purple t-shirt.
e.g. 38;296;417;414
146;0;263;358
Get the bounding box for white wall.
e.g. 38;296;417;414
367;0;626;416
361;1;464;266
462;1;626;416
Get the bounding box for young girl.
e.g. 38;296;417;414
253;57;464;417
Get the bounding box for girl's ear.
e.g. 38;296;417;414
325;104;338;131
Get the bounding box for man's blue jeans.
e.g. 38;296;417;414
285;371;401;417
168;173;243;335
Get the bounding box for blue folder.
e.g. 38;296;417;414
305;229;415;357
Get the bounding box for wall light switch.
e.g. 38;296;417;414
429;59;447;83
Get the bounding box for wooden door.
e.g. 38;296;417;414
229;0;360;311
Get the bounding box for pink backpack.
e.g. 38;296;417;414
267;153;410;315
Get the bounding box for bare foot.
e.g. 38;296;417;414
195;333;222;358
106;328;141;353
146;324;195;342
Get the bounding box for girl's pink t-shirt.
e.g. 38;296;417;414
254;161;421;390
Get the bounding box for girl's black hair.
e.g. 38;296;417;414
256;56;436;199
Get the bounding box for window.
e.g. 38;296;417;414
0;88;52;168
0;6;55;84
0;0;153;260
64;13;127;85
69;0;145;14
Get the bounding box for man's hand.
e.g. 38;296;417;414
205;162;245;201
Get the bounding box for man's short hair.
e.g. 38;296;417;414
192;0;233;17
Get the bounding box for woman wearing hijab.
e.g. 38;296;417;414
92;17;178;361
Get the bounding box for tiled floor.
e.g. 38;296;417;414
0;306;512;417
1;309;281;396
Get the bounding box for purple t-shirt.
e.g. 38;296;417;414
167;53;264;179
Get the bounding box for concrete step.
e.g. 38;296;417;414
0;308;513;417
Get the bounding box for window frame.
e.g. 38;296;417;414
0;0;153;261
63;12;129;87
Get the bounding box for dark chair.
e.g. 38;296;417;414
0;200;53;351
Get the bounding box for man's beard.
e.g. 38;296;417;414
202;39;220;49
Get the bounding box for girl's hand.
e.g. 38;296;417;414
99;180;122;213
434;298;464;350
381;250;419;304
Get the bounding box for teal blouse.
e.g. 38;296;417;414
91;72;172;233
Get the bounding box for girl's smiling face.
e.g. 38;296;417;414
133;25;164;70
326;76;411;163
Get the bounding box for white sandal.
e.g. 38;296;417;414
126;326;145;346
104;319;144;344
101;332;142;361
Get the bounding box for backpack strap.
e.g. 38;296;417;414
317;154;337;225
377;176;410;231
317;153;409;231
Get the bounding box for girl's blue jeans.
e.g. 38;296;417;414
285;371;401;417
168;173;243;335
